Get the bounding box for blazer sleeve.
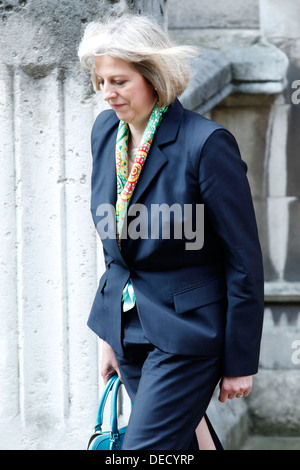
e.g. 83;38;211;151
198;129;264;377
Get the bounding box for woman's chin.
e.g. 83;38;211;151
114;109;130;121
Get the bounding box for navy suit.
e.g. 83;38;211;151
88;98;264;378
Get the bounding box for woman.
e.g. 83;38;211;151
78;14;264;450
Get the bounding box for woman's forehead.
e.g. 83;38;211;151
94;55;134;76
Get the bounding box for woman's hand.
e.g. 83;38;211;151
218;376;253;403
101;340;122;384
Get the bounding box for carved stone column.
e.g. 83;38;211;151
0;0;166;450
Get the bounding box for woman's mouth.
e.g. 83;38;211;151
111;104;125;110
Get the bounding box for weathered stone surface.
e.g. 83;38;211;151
260;0;300;39
0;0;166;70
259;307;300;370
1;0;104;68
211;95;271;199
241;435;300;450
132;0;167;26
228;42;289;83
180;48;232;112
168;0;260;29
173;31;289;113
248;369;300;436
285;199;300;281
286;106;300;197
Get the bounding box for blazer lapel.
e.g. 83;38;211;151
103;125;130;267
129;99;183;208
105;134;117;207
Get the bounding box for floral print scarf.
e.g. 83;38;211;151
115;102;168;310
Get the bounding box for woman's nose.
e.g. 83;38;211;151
102;83;117;101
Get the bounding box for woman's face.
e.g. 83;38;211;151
94;55;157;131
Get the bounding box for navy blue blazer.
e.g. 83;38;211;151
88;98;264;377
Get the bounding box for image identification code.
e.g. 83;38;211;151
105;454;195;466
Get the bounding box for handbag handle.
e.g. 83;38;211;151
94;374;119;432
109;376;122;440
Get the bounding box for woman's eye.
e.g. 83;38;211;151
97;79;126;88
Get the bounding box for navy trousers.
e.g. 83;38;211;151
114;306;223;450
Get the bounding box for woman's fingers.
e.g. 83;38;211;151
218;376;253;403
101;341;123;384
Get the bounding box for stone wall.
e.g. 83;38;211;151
249;0;300;437
0;0;164;450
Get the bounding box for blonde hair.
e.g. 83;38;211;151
78;14;197;107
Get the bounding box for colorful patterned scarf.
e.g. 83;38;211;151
115;102;168;246
115;102;168;311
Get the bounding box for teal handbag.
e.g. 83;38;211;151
87;375;127;450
